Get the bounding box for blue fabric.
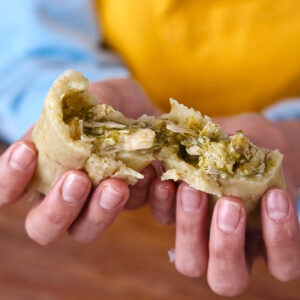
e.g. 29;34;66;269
263;98;300;121
0;0;129;143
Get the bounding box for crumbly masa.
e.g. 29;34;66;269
29;70;285;228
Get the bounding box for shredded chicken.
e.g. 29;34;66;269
63;99;267;179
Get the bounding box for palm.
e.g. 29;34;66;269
89;78;160;118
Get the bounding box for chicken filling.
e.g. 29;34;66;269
62;96;267;179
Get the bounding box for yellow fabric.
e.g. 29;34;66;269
96;0;300;116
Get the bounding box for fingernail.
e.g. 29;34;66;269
266;189;289;221
218;199;241;233
154;185;169;200
181;185;203;213
62;173;90;204
9;143;36;171
99;185;124;210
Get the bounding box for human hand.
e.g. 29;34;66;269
89;77;165;211
149;113;300;297
0;77;162;245
89;77;161;118
0;137;133;244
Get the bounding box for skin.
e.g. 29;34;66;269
0;78;299;296
162;114;300;296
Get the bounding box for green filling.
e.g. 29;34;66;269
178;144;199;166
62;99;267;178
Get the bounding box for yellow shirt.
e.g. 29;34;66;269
96;0;300;116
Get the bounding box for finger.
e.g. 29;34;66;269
125;165;156;209
148;178;176;224
69;179;129;243
25;171;91;245
150;159;164;177
23;125;35;140
174;183;208;278
261;188;300;282
245;230;264;272
0;141;37;206
207;197;249;297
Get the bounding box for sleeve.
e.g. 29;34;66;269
0;0;129;143
263;98;300;121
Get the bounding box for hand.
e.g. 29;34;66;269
89;78;164;211
149;113;300;297
89;77;161;118
0;138;132;244
0;77;163;245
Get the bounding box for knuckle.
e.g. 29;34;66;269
268;232;299;250
210;244;239;261
177;223;201;236
71;233;97;244
151;199;172;213
87;217;109;231
150;200;164;211
69;221;108;244
44;206;68;226
0;178;23;205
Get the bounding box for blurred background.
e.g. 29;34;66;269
1;1;300;299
